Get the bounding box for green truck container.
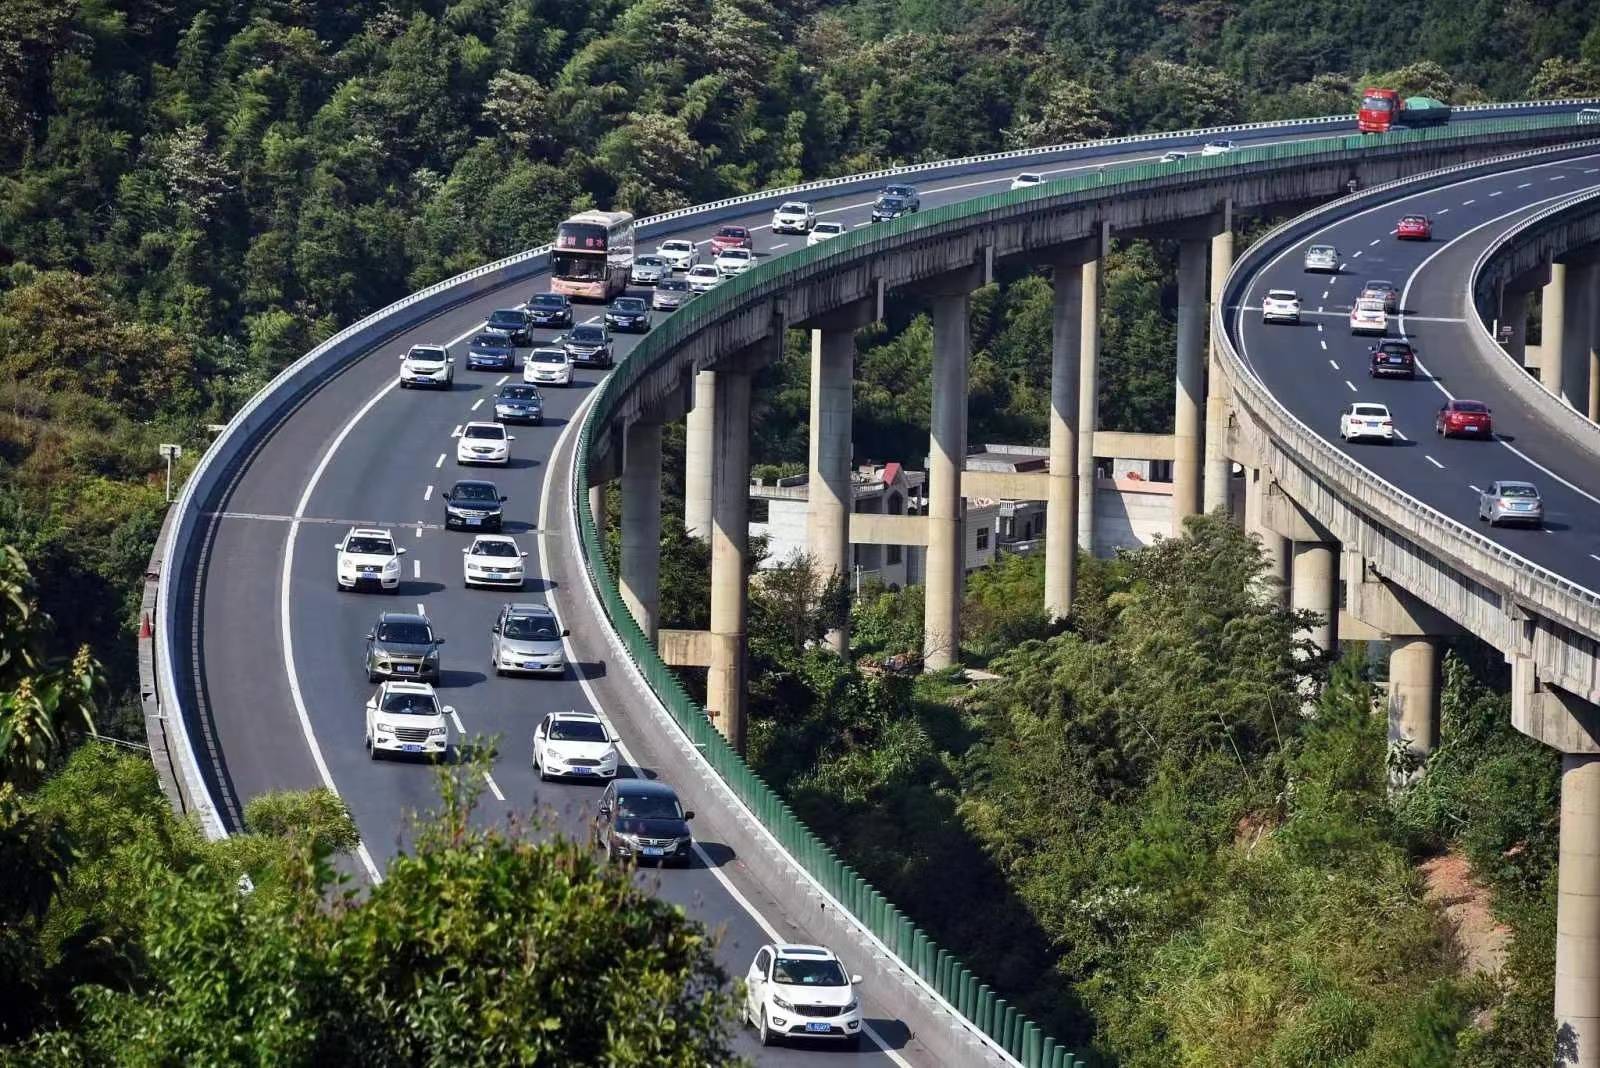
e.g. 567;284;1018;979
1402;96;1452;127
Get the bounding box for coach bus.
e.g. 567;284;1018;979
551;210;635;300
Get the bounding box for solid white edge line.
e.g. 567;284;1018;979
536;386;919;1068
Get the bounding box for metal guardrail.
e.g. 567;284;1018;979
571;110;1600;1068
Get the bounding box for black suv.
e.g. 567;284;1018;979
525;292;574;328
365;611;444;683
592;780;695;867
1369;339;1417;379
871;183;920;221
484;308;532;345
442;479;507;531
561;324;614;368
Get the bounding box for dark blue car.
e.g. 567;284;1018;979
466;333;515;371
492;384;543;425
604;296;652;334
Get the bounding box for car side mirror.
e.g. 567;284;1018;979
561;628;571;637
435;638;446;645
598;804;611;816
398;353;407;360
521;551;529;558
335;543;343;550
397;547;407;555
508;436;516;441
499;495;509;502
462;547;469;553
446;356;454;362
683;810;695;821
851;974;863;985
442;705;456;716
366;631;376;640
442;493;452;501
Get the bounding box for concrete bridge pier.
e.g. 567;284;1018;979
589;483;608;538
1076;255;1103;555
620;419;663;643
1204;206;1235;516
684;370;716;539
1563;256;1599;412
1243;467;1290;606
1559;753;1600;1068
707;366;752;753
1045;248;1091;620
1171;238;1209;534
1291;541;1339;658
1498;283;1533;367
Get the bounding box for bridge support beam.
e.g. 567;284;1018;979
684;370;716;539
924;286;972;670
620;419;662;643
1388;636;1441;766
589;483;607;538
1500;284;1532;367
1566;259;1599;414
1291;540;1338;659
1172;239;1208;534
1076;255;1102;554
707;367;751;753
1243;467;1289;606
1046;252;1085;620
1204;212;1235;515
1560;753;1600;1067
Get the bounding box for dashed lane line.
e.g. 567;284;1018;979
423;485;433;501
1328;359;1339;370
471;398;484;411
435;453;446;468
1345;380;1358;392
1425;455;1445;469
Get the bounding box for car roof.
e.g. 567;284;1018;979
507;602;555;618
382;679;436;695
474;332;510;342
614;779;681;799
348;527;393;540
1448;398;1486;407
719;247;751;255
1308;244;1335;251
1266;289;1297;297
717;225;748;234
530;292;566;301
1017;172;1041;179
491;307;524;314
377;610;428;624
470;534;516;545
815;221;844;230
1352;402;1389;412
775;944;838;959
532;345;566;354
463;420;503;430
1496;480;1537;490
659;238;692;247
550;709;603;723
451;478;499;491
778;201;809;209
689;264;719;272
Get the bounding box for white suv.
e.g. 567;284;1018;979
398;345;453;389
745;944;865;1048
364;680;450;760
1261;289;1300;324
336;527;405;592
770;201;816;233
533;710;620;781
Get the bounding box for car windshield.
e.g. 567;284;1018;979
1499;484;1538;497
613;298;646;312
615;793;682;820
346;537;392;555
637;256;665;267
503;615;558;641
499;386;538;401
1362;95;1394;111
1454;401;1488;413
1267;291;1296;301
376;620;431;644
815;223;843;234
1309;246;1334;256
779;203;807;213
717;227;747;238
570;327;603;342
489;310;523;324
464;425;504;440
1356;300;1383;313
690;266;718;276
773;958;848;986
1353;405;1387;417
720;249;750;260
878;197;905;209
660;241;692;252
549;719;607;742
885;185;914;196
530;295;564;308
473;334;508;348
1403;216;1425;224
409;348;445;361
452;483;498;502
659;279;687;290
533;350;566;364
1018;173;1041;182
381;692;438;717
472;540;518;557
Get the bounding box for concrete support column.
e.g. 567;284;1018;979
1590;268;1600;420
619;420;663;643
1556;753;1600;1066
924;292;970;670
808;328;854;654
1502;286;1531;367
1172;239;1208;534
1571;261;1599;417
1076;257;1102;554
1291;540;1338;658
683;370;716;539
707;368;751;754
1545;263;1570;405
1388;636;1441;761
1045;256;1082;620
1244;468;1290;606
1203;227;1235;515
588;483;607;536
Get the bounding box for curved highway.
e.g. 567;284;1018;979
1232;150;1600;587
174;110;1596;1066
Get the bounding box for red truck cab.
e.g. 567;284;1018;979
1358;88;1401;133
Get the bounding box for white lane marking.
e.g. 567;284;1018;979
1394;429;1408;441
1352;250;1363;258
1544;528;1557;535
1553;174;1567;180
495;375;509;385
532;387;916;1068
1369;238;1380;246
471;398;484;411
416;602;426;616
1320;338;1327;349
1436;207;1450;214
424;485;433;501
1345;380;1358;392
412;559;420;578
770;242;789;249
280;378;392;885
1463;198;1475;205
1468;484;1484;494
484;774;507;801
415;526;423;538
435;453;446;468
1321;290;1330;299
1489;190;1503;196
1426;455;1445;469
1590;554;1600;563
1316;322;1324;332
449;709;466;733
451;425;463;437
1328;359;1339;370
582;315;601;325
1517;182;1532;189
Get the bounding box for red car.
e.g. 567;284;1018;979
709;225;752;254
1396;215;1431;240
1435;399;1492;438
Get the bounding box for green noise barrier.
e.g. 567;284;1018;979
572;109;1594;1067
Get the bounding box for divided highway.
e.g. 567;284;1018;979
171;109;1596;1065
1231;151;1600;587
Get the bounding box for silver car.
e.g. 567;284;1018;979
490;602;569;677
653;277;691;311
630;255;671;284
1478;480;1543;528
1304;245;1340;272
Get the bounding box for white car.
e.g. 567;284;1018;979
533;710;620;781
1339;402;1394;444
398;345;453;389
364;679;450;761
1261;289;1301;324
1010;172;1043;191
656;239;699;270
1160;150;1187;163
807;222;846;247
456;421;513;465
336;527;405;592
714;247;755;277
1304;244;1340;272
686;264;723;292
1201;139;1234;156
461;534;526;588
629;254;672;285
524;346;572;387
745;944;865;1048
770;201;816;233
1348;297;1387;336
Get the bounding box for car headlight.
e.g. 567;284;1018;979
384;560;399;572
773;996;794;1012
844;999;859;1014
375;721;394;733
429;726;447;737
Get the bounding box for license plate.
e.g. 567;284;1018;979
641;847;664;857
806;1023;831;1033
1464;426;1479;432
523;661;544;669
570;767;591;775
395;665;415;673
401;744;424;753
466;517;481;526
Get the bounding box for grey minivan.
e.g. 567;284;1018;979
490;603;569;677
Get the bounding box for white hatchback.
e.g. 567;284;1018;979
807;222;846;247
745;944;865;1048
655;238;699;270
524;347;572;387
1339;402;1394;444
533;710;620;781
686;264;723;292
461;534;526;588
1010;172;1043;190
456;421;512;465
